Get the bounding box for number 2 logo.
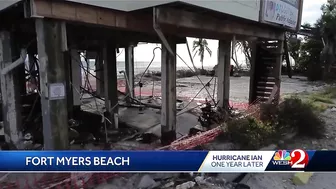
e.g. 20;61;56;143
290;149;309;169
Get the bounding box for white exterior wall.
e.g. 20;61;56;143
67;0;261;22
184;0;261;21
67;0;175;12
0;0;21;12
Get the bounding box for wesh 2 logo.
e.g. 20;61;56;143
272;149;309;169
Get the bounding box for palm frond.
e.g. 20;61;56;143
205;46;212;56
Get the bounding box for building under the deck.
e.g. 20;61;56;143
0;0;303;150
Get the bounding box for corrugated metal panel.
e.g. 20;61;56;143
0;0;21;12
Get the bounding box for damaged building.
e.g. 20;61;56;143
0;0;303;151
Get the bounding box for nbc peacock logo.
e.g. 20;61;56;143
272;150;291;166
273;150;291;161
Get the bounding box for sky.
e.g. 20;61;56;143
116;0;328;69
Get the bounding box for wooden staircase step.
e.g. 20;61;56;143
256;96;269;101
256;91;272;96
260;76;276;81
257;77;275;82
257;82;275;87
257;86;274;92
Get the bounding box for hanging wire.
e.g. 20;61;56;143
180;76;216;111
137;47;161;84
137;46;217;109
71;44;219;127
116;49;124;58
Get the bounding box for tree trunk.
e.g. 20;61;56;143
322;39;335;80
284;36;292;78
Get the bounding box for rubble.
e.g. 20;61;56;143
330;107;336;112
137;175;159;189
71;173;93;188
162;181;175;188
194;176;206;185
175;181;195;189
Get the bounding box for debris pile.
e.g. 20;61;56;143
0;92;140;150
91;173;251;189
198;100;227;129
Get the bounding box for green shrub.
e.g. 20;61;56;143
227;117;277;149
277;98;325;138
306;100;329;112
321;87;336;99
309;95;334;104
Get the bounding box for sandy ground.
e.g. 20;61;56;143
242;108;336;189
133;75;327;104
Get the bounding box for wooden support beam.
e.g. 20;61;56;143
103;44;118;129
161;38;177;145
70;49;82;109
30;0;152;33
217;39;231;109
155;7;284;40
64;51;73;118
0;31;23;149
249;41;257;104
96;51;104;97
35;19;69;150
18;64;26;96
125;44;135;103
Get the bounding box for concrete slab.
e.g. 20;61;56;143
119;107;160;131
118;107;199;137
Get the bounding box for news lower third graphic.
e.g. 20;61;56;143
0;150;334;172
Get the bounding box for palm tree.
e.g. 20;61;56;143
192;38;212;70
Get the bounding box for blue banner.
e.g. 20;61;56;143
0;151;207;172
0;150;335;172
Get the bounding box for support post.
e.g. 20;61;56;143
0;31;23;149
249;41;257;104
274;39;284;104
103;43;118;129
35;19;69;150
217;39;231;109
161;38;177;145
64;51;73;119
71;49;81;111
18;64;26;95
96;51;104;97
125;44;135;103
